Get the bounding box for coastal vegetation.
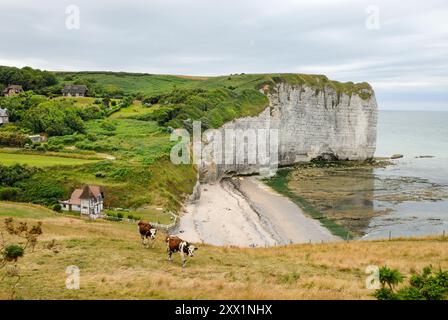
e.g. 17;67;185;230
0;67;374;219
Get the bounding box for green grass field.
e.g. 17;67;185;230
0;202;56;219
0;152;100;167
108;101;153;119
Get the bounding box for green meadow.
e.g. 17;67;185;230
0;152;100;167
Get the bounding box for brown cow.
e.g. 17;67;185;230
138;221;157;247
165;235;198;267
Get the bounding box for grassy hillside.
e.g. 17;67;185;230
0;69;375;227
56;71;373;99
0;203;446;300
56;72;202;96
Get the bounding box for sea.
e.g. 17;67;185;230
363;110;448;239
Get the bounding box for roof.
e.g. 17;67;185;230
3;85;23;93
62;85;88;94
0;108;8;117
68;189;83;205
79;185;102;199
67;185;103;204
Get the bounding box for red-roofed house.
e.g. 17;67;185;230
60;185;104;216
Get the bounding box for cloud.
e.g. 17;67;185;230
0;0;447;110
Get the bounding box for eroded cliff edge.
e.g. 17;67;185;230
199;80;378;183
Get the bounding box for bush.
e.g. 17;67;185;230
100;121;116;131
374;266;448;300
374;288;398;300
47;143;64;152
0;131;31;147
95;172;106;178
22;101;85;136
35;145;47;152
0;164;39;187
0;187;21;200
2;244;24;262
116;212;124;219
379;266;404;290
52;203;62;212
18;178;65;205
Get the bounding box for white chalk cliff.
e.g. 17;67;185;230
199;82;378;182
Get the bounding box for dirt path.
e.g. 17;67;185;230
176;176;339;247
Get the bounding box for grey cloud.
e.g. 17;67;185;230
0;0;447;110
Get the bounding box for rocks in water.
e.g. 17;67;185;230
415;155;434;159
390;154;404;159
312;153;339;162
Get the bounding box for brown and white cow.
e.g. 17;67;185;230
138;221;157;247
165;235;198;267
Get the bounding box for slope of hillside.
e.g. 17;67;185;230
0;203;447;300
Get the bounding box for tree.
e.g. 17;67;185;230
0;218;43;299
0;66;57;93
22;101;85;136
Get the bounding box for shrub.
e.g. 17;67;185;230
374;288;398;300
18;178;65;205
0;187;21;200
35;145;47;152
379;266;404;290
100;121;116;131
47;143;64;152
116;212;124;219
0;131;31;147
374;266;448;300
22;101;85;136
0;164;39;187
2;244;24;262
52;203;62;212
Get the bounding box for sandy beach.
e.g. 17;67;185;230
176;176;339;247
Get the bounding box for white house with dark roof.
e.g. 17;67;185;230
60;185;104;216
0;108;9;125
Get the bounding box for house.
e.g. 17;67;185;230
0;108;9;125
62;85;88;97
28;135;47;143
3;85;23;97
60;185;104;216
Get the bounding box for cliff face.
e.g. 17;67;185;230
200;82;378;182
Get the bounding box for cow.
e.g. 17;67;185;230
138;221;157;247
165;235;198;267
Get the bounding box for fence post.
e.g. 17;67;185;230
388;230;391;241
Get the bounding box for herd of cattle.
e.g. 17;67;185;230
137;221;198;268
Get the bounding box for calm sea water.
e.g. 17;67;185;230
363;110;448;239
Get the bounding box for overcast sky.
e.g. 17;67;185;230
0;0;447;110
